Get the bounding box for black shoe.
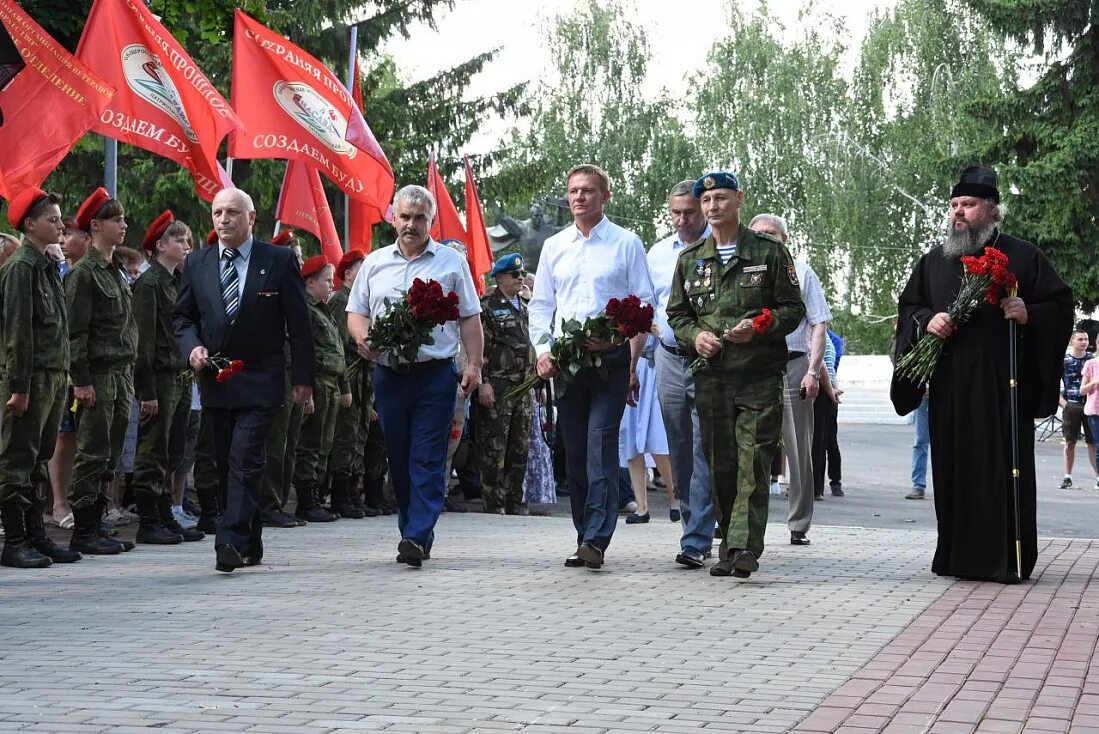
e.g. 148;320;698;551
790;531;810;546
675;550;705;569
1;542;52;568
362;505;383;518
262;511;299;528
70;506;124;555
24;502;80;563
395;550;430;563
295;505;338;523
576;542;603;569
443;498;468;513
709;559;734;577
397;538;425;568
241;555;263;567
831;487;845;497
669;508;681;523
334;501;366;519
564;553;585;568
156;496;204;542
625;512;650;524
732;549;759;576
136;522;184;544
215;545;243;573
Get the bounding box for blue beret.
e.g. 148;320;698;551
692;171;740;199
491;253;526;276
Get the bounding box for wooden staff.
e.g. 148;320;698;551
1007;286;1023;580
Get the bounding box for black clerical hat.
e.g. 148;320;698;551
951;165;999;203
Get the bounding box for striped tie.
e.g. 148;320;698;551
220;248;240;320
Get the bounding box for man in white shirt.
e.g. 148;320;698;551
529;164;655;570
648;180;715;569
748;214;832;547
346;185;483;568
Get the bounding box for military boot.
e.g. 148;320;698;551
363;474;388;516
1;502;52;568
156;495;204;542
295;486;337;523
350;472;381;517
135;494;183;545
25;497;80;563
194;484;221;534
69;504;124;555
97;497;134;551
329;474;364;519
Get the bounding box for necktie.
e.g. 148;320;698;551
221;248;240;320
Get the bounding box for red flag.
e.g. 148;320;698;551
463;157;493;296
75;0;240;202
346;56;383;251
230;11;394;213
275;160;343;267
426;154;467;244
0;1;114;201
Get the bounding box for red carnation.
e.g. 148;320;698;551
752;308;774;334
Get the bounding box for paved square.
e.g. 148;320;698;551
0;516;953;733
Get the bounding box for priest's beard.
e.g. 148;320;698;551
942;218;995;260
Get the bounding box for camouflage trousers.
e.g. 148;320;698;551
69;367;134;509
132;371;193;499
694;371;783;562
328;367;367;481
293;373;339;495
0;370;66;506
472;382;533;513
261;396;304;514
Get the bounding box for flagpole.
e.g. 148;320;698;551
343;25;358;253
225;156;234;181
273;160;290;239
104;138;118;197
1008;285;1023;581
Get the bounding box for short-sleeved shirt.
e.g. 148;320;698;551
1082;358;1099;416
346;238;480;366
1063;352;1092;403
785;259;832;354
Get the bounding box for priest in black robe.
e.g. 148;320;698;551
891;166;1073;583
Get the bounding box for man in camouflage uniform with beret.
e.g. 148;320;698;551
667;172;805;578
474;253;535;515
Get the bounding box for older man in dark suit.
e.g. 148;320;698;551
174;188;314;573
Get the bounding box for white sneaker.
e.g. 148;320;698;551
172;506;198;530
623;501;638;513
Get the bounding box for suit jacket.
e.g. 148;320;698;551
174;239;314;409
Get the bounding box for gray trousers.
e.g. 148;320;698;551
783;354;815;533
654;345;715;556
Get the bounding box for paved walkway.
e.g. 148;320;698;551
0;515;1093;733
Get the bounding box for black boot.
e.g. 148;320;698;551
135;494;183;545
156;495;204;542
25;498;80;563
97;497;134;551
194;484;220;534
351;472;381;517
363;474;387;516
69;504;124;555
330;474;364;519
1;502;52;568
295;486;337;523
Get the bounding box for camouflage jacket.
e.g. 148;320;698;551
0;242;69;391
480;287;534;386
65;245;137;386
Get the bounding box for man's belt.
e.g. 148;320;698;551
382;358;454;374
787;351;806;361
660;341;686;358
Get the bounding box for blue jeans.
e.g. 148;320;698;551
373;361;458;552
911;397;930;489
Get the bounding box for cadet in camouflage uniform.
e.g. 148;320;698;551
0;189;81;568
326;249;376;518
132;212;204;545
667;172;805;578
65;188;139;556
293;256;351;523
474;253;535;514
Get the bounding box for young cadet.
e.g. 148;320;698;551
0;189;81;567
65;187;139;555
293;256;351;522
132;211;204;544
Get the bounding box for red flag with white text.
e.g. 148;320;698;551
463;157;493;296
275;160;343;267
230;11;394;212
0;0;114;201
75;0;240;202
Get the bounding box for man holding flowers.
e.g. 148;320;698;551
666;172;805;579
891;166;1073;583
528;163;655;570
346;185;483;568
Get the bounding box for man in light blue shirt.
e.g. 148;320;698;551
648;180;715;569
347;184;483;567
528;164;655;570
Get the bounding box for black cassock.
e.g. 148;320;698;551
891;232;1073;583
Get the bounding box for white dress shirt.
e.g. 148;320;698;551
218;237;253;293
647;225;711;348
528;216;655;356
346;239;481;365
785;258;832;354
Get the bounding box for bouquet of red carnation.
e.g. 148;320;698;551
369;278;461;368
689;308;774;375
211;355;244;383
895;246;1017;386
506;295;654;400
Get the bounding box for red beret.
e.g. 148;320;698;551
271;229;295;246
141;210;174;252
300;254;329;279
75;187;111;231
206;229;218;246
335;249;365;281
6;187;49;230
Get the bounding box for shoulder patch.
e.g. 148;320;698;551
787;264;800;287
